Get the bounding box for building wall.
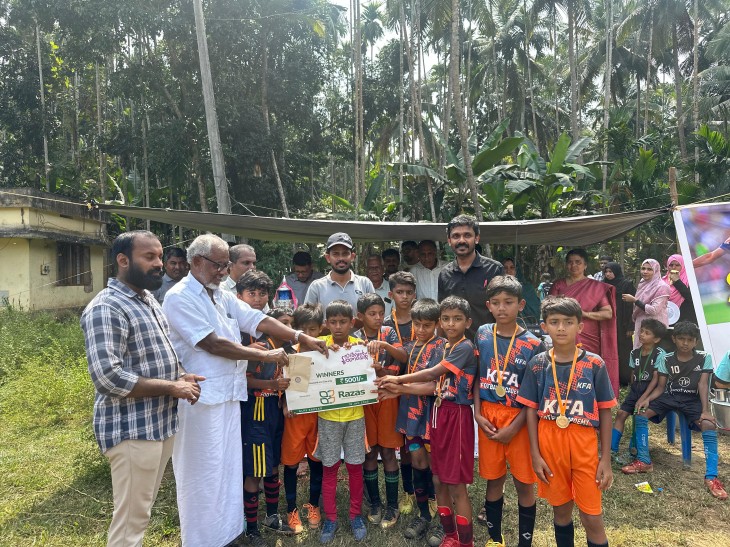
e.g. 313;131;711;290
0;238;31;309
0;207;106;239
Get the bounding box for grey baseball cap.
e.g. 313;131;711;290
326;232;354;250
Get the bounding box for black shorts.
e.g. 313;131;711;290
647;392;703;430
619;385;650;414
241;396;284;477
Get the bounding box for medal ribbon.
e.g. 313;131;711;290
408;335;435;374
492;325;520;391
550;348;580;420
436;336;467;398
636;349;653;384
392;310;415;343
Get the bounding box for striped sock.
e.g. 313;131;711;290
364;468;381;507
385;470;400;509
412;467;431;521
264;475;280;516
244;487;260;535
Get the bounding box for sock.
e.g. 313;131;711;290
703;429;719;480
264;475;280;516
484;497;504;542
283;466;298;512
426;467;436;500
634;415;651;464
456;514;474;547
244;487;260;535
438;506;457;540
401;462;414;494
364;468;381;507
346;462;364;520
308;458;323;506
610;428;622;452
518;503;537;547
322;462;340;522
385;470;400;509
554;521;574;547
412;467;431;521
587;541;609;547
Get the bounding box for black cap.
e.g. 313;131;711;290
326;232;354;251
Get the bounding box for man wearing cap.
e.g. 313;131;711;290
303;232;375;313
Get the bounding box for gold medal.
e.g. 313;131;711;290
435;397;442;408
495;385;507;398
556;415;570;429
550;349;580;429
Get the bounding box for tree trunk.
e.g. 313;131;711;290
36;24;50;191
524;0;539;153
261;32;289;217
692;0;699;184
398;18;405;221
643;8;654;135
602;0;613;191
672;23;687;160
450;0;481;221
192;0;231;217
95;63;106;201
568;1;580;140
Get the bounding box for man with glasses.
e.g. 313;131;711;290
162;234;326;547
303;232;375;315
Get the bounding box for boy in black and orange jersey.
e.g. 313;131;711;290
241;306;297;544
474;276;544;547
237;270;273;345
517;297;615;547
281;303;325;533
382;271;420;514
379;296;479;547
377;298;445;541
353;294;408;528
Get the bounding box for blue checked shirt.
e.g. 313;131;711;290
81;278;182;453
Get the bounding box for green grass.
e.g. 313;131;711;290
702;300;730;325
0;308;729;546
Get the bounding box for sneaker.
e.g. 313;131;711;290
705;478;729;500
262;513;294;534
319;519;338;544
428;498;438;518
381;506;400;529
426;521;444;547
485;535;506;547
303;503;321;529
621;460;654;474
367;503;383;524
350;515;367;541
403;515;430;539
286;508;304;534
245;531;268;547
399;492;416;515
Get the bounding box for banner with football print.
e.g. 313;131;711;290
674;202;730;362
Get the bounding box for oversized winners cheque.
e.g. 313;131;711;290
284;346;377;414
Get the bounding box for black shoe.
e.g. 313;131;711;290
245;531;268;547
427;521;444;547
262;513;294;535
403;515;430;539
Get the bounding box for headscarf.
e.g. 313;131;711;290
662;254;689;306
602;262;624;287
633;259;670;322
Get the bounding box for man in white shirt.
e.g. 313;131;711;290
221;243;257;293
408;240;444;300
163;234;325;547
365;254;393;316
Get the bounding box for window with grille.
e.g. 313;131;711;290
57;243;91;286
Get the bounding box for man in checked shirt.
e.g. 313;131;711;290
81;230;204;547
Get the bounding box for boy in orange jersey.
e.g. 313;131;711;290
474;276;544;546
517;297;615;547
281;304;326;533
353;293;408;528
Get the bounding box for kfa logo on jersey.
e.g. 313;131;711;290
481;369;520;388
575;380;593;395
542;398;586;416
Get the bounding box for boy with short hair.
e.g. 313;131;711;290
517;296;615;547
237;270;273;344
379;296;479;547
378;298;445;541
315;300;369;543
474;276;544;546
353;294;408;528
242;306;296;545
382;271;419;513
281;304;326;533
610;318;666;473
638;321;727;499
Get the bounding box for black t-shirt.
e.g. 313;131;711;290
628;347;664;393
657;351;713;396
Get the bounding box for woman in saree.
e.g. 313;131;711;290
549;248;619;395
603;262;636;384
622;259;670;349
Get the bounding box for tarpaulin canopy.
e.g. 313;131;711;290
98;203;671;246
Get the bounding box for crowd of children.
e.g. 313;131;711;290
232;267;726;547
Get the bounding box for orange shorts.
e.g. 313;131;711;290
364;399;403;449
478;401;536;484
280;412;319;466
536;419;602;515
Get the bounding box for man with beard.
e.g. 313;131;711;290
153;247;188;303
303;232;375;315
382;248;402;278
162;234;326;547
438;215;504;339
81;231;205;546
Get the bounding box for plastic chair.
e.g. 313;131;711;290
666;411;693;467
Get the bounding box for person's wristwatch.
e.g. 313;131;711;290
292;329;303;343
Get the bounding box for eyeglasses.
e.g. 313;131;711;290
201;255;232;272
